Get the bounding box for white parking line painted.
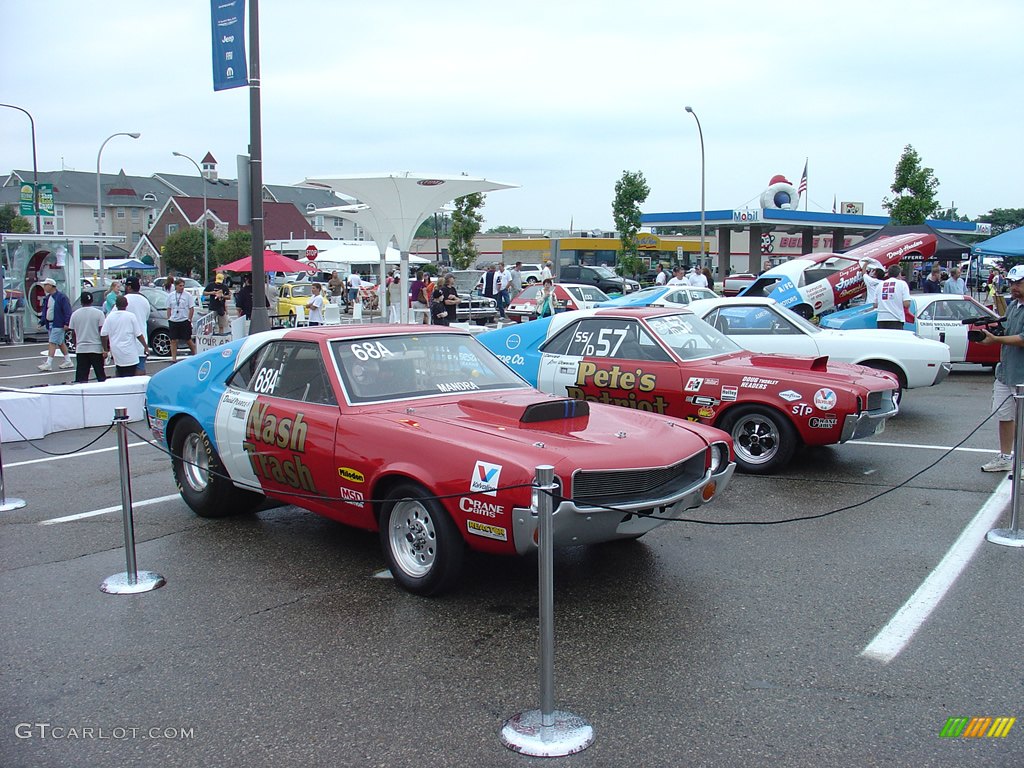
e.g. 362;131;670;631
39;493;182;525
854;440;993;454
5;441;156;467
860;479;1012;664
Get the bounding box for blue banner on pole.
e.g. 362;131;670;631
211;0;248;91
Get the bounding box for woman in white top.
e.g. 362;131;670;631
387;271;403;323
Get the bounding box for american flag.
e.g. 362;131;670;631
798;159;808;195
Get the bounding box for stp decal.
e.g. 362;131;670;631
470;460;502;496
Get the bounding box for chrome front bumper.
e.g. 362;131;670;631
509;462;736;555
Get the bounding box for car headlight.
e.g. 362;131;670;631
709;441;730;473
488;299;496;308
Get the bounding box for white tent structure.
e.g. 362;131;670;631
303;173;518;322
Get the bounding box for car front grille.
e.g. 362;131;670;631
570;453;706;507
867;390;896;414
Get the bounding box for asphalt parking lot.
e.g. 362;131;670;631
0;342;1022;768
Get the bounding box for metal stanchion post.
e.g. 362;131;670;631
0;422;26;512
100;407;166;594
501;465;594;757
988;383;1024;547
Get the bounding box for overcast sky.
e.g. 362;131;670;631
3;1;1021;231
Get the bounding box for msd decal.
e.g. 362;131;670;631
470;460;502;496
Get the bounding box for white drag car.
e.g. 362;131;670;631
688;297;952;401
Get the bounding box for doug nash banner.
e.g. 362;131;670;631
211;0;248;91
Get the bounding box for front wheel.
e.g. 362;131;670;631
718;406;797;474
170;417;264;517
379;482;464;596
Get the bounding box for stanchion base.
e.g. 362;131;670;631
500;709;594;757
987;528;1024;547
0;497;26;511
100;571;166;594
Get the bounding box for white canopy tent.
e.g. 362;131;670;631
303;173;518;322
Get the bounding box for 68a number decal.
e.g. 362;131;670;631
252;366;281;394
350;341;394;361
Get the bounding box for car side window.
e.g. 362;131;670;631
542;318;670;362
229;341;336;405
663;290;690;305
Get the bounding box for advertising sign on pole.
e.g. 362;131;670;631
37;184;54;217
211;0;248;91
19;183;34;216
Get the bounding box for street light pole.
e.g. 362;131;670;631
684;106;705;268
96;132;140;287
0;104;40;235
172;151;209;285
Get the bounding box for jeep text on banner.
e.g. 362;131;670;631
211;0;248;91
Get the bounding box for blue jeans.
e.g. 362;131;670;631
497;290;510;317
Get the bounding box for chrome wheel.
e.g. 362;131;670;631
732;413;780;466
721;406;796;474
181;431;210;493
388;498;437;579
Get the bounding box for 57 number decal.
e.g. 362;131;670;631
572;328;627;357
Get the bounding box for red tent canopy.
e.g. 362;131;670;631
219;249;300;273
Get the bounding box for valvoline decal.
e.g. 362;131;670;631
765;278;803;308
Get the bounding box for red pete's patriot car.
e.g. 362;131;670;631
146;325;735;595
739;232;938;318
478;307;900;475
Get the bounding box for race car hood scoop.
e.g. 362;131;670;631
457;395;591;424
748;354;830;371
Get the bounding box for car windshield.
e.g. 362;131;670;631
331;332;529;404
513;285;542;302
590;266;617;278
287;284;314;298
141;287;168;311
645;313;742;360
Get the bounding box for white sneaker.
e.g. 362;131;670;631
58;360;75;369
37;361;53;371
981;454;1013;473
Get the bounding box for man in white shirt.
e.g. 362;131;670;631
495;262;512;318
346;272;362;308
667;267;688;286
654;264;667;286
860;261;884;307
540;260;553;281
101;296;148;377
167;278;197;362
875;265;911;330
123;276;150;372
306;283;326;325
688;266;709;288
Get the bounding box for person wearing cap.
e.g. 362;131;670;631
123;275;150;373
875;265;911;330
167;278;198;362
37;278;75;371
101;295;148;378
979;264;1024;473
68;290;106;383
204;273;231;334
688;265;709;288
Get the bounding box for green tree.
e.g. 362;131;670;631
213;230;251;268
882;144;940;224
0;204;32;234
486;225;522;234
415;213;451;238
448;193;485;269
933;205;970;222
162;227;209;276
978;208;1024;235
612;170;650;276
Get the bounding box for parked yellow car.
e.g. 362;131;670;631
275;282;317;322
